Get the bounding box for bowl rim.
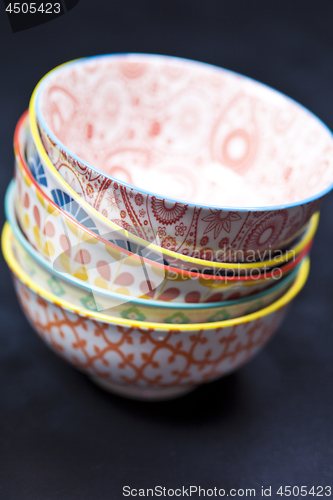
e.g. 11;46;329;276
33;53;333;211
17;112;317;277
5;181;302;312
2;220;310;331
20;110;320;271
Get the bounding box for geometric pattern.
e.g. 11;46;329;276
51;188;100;235
14;275;287;388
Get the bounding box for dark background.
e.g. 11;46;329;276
1;1;333;498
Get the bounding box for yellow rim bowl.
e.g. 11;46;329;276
2;221;310;331
28;92;319;271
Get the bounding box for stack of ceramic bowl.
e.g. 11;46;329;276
3;54;333;400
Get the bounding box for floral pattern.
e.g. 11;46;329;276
219;237;229;249
156;226;166;238
175;223;187;237
134;193;144;206
32;55;333;262
106;191;121;211
161;236;177;251
243;211;288;251
18;96;321;267
151;197;188;226
202;211;242;239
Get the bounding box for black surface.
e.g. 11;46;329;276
1;1;333;498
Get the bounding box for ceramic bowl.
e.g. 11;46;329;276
5;210;302;323
11;161;312;304
2;219;310;400
20;111;318;277
31;54;333;263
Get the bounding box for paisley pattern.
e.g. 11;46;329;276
211;93;258;173
31;55;333;261
242;211;288;251
16;115;319;281
23;113;322;266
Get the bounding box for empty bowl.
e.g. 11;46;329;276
31;54;333;263
20;111;319;275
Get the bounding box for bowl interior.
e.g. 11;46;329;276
37;54;333;208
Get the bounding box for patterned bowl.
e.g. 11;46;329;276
4;210;302;324
10;175;308;304
20;111;318;276
30;54;333;263
11;151;313;304
2;219;310;400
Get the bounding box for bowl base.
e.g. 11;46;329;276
88;375;196;401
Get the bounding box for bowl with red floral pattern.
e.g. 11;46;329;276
30;54;333;264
